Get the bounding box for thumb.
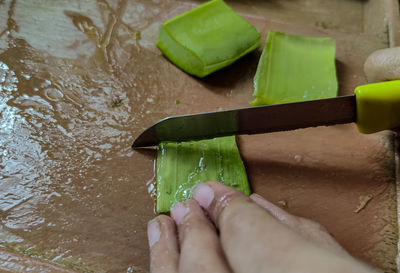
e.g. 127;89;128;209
364;47;400;83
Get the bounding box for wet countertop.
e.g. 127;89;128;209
0;0;399;272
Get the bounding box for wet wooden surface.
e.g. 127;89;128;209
0;0;398;272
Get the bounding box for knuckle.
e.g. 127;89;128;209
178;200;214;235
157;214;172;223
219;198;254;231
212;192;247;223
154;215;176;233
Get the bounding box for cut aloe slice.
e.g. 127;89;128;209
156;136;250;213
252;31;338;105
156;0;261;78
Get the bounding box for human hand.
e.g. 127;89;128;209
364;47;400;135
364;47;400;83
147;181;379;273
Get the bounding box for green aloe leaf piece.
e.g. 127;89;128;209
156;136;250;213
251;31;338;105
156;0;261;78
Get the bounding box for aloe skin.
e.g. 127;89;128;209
252;31;338;105
156;136;250;213
156;0;261;78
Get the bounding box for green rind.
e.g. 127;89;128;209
156;27;204;77
251;31;338;105
156;0;261;78
156;136;250;213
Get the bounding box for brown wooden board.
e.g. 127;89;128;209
0;0;398;272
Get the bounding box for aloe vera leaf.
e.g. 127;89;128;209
156;0;261;78
156;136;250;213
251;31;338;105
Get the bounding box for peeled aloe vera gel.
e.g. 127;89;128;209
156;136;250;213
252;31;338;105
156;0;261;77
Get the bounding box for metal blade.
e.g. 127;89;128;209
132;95;356;147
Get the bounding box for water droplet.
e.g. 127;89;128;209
294;154;302;163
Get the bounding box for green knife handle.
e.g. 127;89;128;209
355;80;400;133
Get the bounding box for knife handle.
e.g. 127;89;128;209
355;80;400;134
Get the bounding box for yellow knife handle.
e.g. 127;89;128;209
355;80;400;133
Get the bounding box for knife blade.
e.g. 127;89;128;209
132;95;356;147
132;80;400;147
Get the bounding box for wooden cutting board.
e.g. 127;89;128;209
0;0;398;272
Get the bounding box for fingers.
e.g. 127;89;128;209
192;182;378;273
193;181;304;273
171;199;231;273
149;183;377;273
148;215;179;273
250;193;348;256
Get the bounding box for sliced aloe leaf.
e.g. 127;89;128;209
156;136;250;213
252;31;338;105
156;0;261;78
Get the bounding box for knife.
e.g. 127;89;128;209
132;80;400;147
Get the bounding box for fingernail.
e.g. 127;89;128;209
171;202;188;224
147;219;160;248
193;184;214;209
